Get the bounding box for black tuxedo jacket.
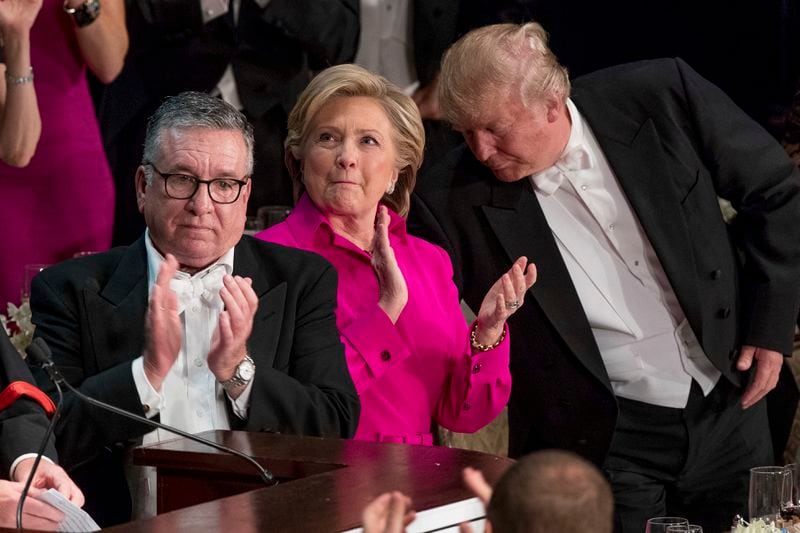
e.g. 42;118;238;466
0;331;57;476
29;235;358;524
410;58;800;465
98;0;359;145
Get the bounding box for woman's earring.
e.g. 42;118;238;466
386;181;396;195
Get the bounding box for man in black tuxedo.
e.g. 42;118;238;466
409;23;800;532
31;92;359;526
0;330;83;529
99;0;360;245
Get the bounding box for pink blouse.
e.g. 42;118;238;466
256;195;511;444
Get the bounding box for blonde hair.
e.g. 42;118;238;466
285;64;425;216
439;22;570;127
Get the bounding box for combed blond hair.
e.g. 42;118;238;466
285;64;425;217
439;22;570;127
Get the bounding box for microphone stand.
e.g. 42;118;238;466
15;377;62;529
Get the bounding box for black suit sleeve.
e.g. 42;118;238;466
30;274;151;470
674;58;800;353
0;331;57;476
244;262;359;438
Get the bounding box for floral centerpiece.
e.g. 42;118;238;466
1;300;34;356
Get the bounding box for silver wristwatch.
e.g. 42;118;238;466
219;355;255;392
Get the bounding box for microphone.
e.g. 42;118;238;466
25;338;276;495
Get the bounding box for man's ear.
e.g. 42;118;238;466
544;96;563;123
135;166;148;214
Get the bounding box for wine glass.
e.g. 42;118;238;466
646;517;689;533
749;466;792;524
21;263;48;303
666;525;703;533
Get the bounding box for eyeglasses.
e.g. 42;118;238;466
146;163;249;204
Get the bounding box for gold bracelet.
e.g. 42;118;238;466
470;322;506;352
5;67;34;85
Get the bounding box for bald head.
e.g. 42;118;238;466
487;450;613;533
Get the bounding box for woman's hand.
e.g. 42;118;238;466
372;205;407;323
475;257;537;346
0;0;42;37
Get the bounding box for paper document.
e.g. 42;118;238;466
342;496;485;533
34;488;100;532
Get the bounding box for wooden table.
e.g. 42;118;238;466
95;431;514;532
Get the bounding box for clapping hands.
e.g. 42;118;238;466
474;257;537;347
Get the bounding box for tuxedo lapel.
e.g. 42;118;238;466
233;237;285;367
573;93;703;341
481;180;612;391
85;238;149;365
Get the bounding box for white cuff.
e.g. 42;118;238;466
10;453;55;481
227;379;253;419
131;356;165;418
200;0;229;23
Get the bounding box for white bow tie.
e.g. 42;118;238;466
531;145;592;196
169;265;228;313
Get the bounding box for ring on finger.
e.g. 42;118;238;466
505;299;520;310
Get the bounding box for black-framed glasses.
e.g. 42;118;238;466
146;162;249;204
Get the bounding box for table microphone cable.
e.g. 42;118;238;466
15;362;63;530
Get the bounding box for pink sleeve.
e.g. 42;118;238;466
340;306;411;395
431;247;512;433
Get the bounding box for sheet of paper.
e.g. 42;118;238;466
34;488;100;532
342;496;486;533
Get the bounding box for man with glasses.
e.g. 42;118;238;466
27;92;359;526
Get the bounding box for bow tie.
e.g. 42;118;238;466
530;145;591;196
169;264;228;313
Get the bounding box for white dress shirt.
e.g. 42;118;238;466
128;232;254;517
529;99;720;408
131;230;254;443
355;0;418;95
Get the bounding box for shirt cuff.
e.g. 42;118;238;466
132;356;165;418
9;453;55;481
227;379;253;419
343;307;411;379
200;0;228;23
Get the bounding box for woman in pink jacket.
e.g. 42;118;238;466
257;64;536;445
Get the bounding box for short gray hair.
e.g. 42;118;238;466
439;22;570;127
142;91;255;176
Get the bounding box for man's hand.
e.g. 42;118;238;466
12;458;84;506
207;274;258;397
362;491;416;533
0;481;63;530
143;254;182;391
737;345;784;409
458;467;493;533
412;76;442;120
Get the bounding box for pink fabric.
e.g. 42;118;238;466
257;194;511;444
0;0;114;307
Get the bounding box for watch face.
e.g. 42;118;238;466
237;359;255;381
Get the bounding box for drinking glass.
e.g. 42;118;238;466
666;525;703;533
21;263;48;303
645;517;689;533
749;466;792;523
784;463;800;522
